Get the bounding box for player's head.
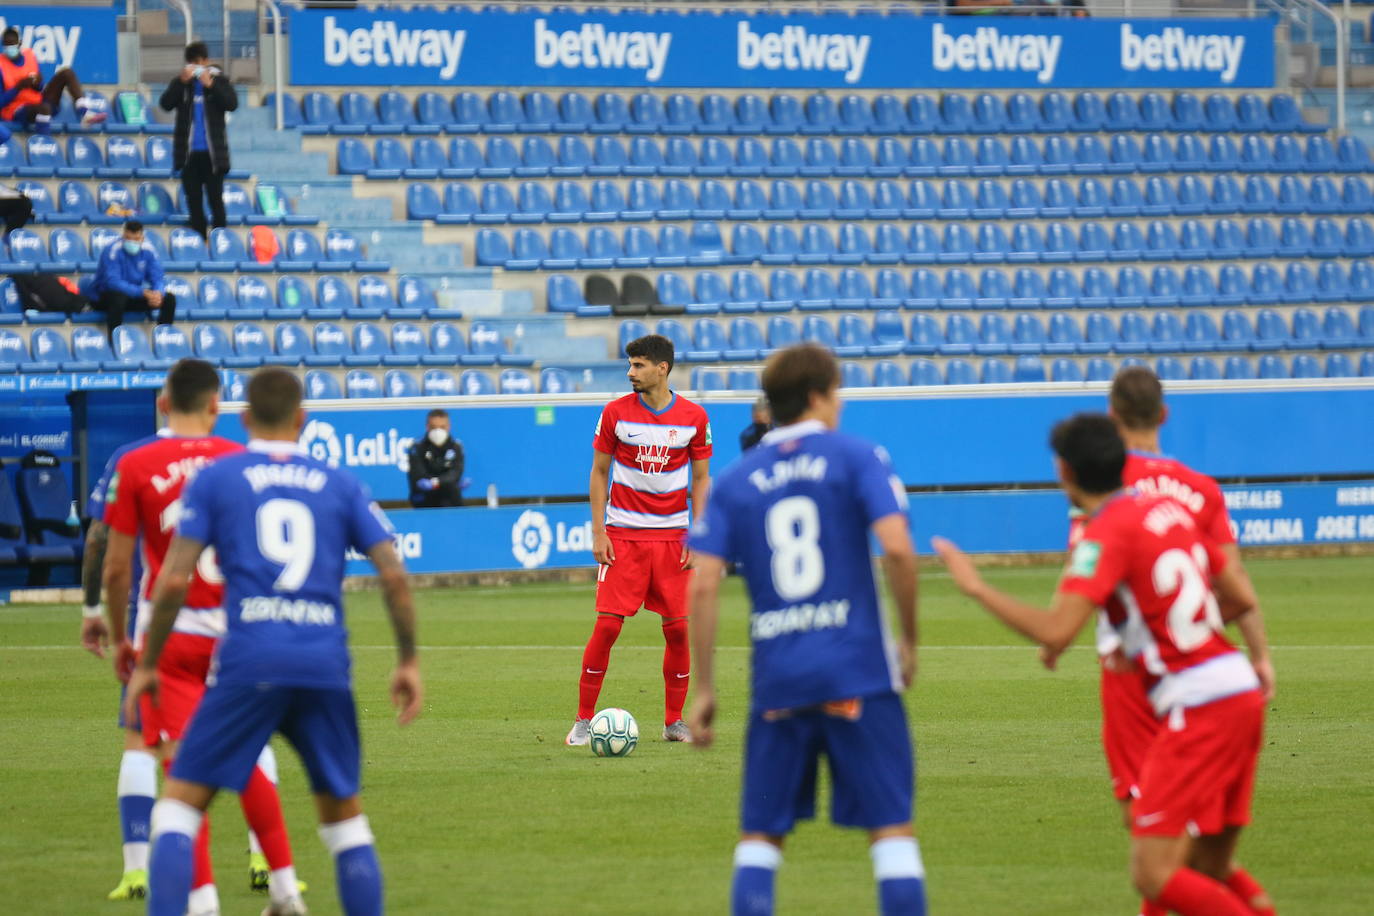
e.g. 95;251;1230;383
625;334;674;393
751;396;771;425
244;367;305;440
158;358;220;420
1108;365;1167;433
1050;413;1126;506
762;344;841;430
426;408;450;443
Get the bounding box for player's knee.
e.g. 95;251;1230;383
35;103;51;117
1129;854;1170;900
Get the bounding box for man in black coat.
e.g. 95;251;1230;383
407;408;465;508
158;42;238;241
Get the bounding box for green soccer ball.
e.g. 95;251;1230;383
589;707;638;758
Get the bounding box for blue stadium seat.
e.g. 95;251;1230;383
1049;357;1082;382
341;370;379;398
974;314;1011;356
207;228;262;272
1045;314;1082;355
840;362;870;388
230;322;277;366
444;138;482;179
448;92;486;133
336;138;373;175
108;325;162;369
1257;355;1289;379
907;358;941;386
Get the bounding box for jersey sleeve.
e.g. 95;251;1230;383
688;408;713;461
1200;477;1237;546
176;467;216;546
347;476;395;555
86;452;121;520
687;481;736;563
592;403;618;455
102;453;141;537
1058;525;1130;607
853;443;907;526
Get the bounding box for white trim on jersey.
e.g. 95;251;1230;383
614;420;699;449
247;438;307;456
612;460;690;495
1095;610;1124;656
605;505;691;529
760;419;826;447
1147;651;1260;716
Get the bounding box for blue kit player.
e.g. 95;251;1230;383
124;367;422;916
686;344;925;916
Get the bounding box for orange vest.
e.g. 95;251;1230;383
0;49;41;120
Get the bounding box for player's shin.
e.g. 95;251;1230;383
870;836;927;916
117;748;157;872
731;840;781;916
319;815;383;916
1225;867;1277;916
147;799;201;916
578;614;624;720
248;743;281;857
1154;868;1253;916
240;764;298;903
662;616;691;725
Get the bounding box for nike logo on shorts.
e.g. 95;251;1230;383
1135;812;1167;827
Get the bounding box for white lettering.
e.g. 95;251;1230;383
1225;489;1284;510
738;22;870;84
1120;24;1245;84
751;599;851;641
534;18;672;82
1239;518;1304;544
322;15;466;79
1314;515;1358;541
240;596;338;626
1336;486;1374;506
241;463;330;494
1133;475;1205;515
1143;500;1196;537
747;455;829;494
931;23;1061;84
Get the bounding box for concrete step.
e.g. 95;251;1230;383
517;336;606;362
231;150;332;181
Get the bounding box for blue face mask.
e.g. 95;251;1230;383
123;240;141;256
3;46;20;60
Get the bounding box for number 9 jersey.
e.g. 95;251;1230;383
176;440;395;690
688;420;909;712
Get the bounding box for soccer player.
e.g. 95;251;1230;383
934;413;1274;916
567;334;712;745
102;359;302;916
686;344;924;916
125;367;422;916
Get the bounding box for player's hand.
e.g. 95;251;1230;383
680;544;692;570
123;665;157;724
390;660;423;725
898;641;917;689
1101;649;1133;675
179;64;196;83
1251;655;1276;702
592;531;615;566
145;290;162;307
1039;644;1063;671
687;689;716;748
199;68;216;88
81;614;110;658
113;639;137;684
931;536;984;597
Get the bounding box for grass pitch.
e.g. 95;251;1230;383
1;556;1370;915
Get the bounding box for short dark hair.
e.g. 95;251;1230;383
184;42;210;63
426;408;449;421
165;358;220;414
762;344;839;426
1050;413;1126;495
2;28;19;45
246;367;303;428
1109;365;1165;431
625;334;674;372
123;220;144;236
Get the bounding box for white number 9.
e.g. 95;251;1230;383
255;499;316;592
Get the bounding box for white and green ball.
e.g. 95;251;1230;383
589;707;638;757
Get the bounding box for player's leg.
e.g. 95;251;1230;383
148;778;220;916
314;794;382;916
1100;666;1167;916
572;536;648;742
1190;827;1275;916
109;682;157;900
237;742;301;904
247;744;287;891
647;539;693;738
1132;835;1251;916
867;826;926;916
733;832;785;916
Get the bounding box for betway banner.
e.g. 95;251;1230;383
287;9;1274;89
0;6;118;84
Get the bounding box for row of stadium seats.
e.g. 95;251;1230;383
301;367;551;399
0;459;82;567
618;308;1374;359
1;275;445;324
338;133;1373;180
475;218;1374;270
0;227;387;275
0;322;529;372
549;264;1374;314
0;91;156;137
276;89;1323;137
407;175;1374;224
11;180;312;226
0;135;244;180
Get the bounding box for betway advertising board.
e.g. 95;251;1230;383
0;6;118;84
288;9;1273;89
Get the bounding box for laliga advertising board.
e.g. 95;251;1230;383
288;8;1274;89
0;7;118;84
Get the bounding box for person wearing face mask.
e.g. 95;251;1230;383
0;26;107;133
406;408;465;508
85;221;177;337
159;42;238;242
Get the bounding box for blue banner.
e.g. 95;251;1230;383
286;9;1274;89
0;6;119;85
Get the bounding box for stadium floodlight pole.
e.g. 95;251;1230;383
263;0;285;131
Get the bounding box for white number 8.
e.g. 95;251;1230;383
766;496;824;601
255;499;316;592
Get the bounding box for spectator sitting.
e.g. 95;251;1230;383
81;220;176;337
0;26;107;134
407;408;465;508
739;397;773;452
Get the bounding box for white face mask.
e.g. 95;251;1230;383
427;428;448;447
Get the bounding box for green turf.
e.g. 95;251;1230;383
1;556;1371;914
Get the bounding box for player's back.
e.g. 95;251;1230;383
1123;451;1233;545
709;421;904;710
178;442;392;688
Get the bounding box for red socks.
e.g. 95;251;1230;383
662;617;690;725
577;614;624;720
239;765;293;871
1156;868;1252;916
1141;900;1169;916
1226;867;1277;915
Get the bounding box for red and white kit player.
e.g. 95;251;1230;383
567;334;711;746
936;413;1275;916
102;359;304;916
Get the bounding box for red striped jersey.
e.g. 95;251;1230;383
594;392;712;540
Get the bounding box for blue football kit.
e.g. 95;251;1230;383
169;440;393;798
688;420;914;835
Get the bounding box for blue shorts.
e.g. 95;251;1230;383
741;692;913;836
117;683;142;732
171;683;361;799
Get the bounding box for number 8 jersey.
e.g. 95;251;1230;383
688;420;909;712
176;440;394;689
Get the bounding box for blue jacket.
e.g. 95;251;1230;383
91;240;165;299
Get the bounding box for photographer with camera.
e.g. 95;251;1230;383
159;42;238;242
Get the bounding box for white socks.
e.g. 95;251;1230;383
870;836;925;881
319;814;375;857
150;798;203;843
734;839;783;871
117;749;157;872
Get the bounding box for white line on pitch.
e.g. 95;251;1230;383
5;645;1372;652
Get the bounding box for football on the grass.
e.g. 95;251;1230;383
589;707;638;757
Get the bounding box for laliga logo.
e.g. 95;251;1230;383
511;510;553;569
300;420;343;468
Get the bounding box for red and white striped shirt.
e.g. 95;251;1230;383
594;392;712;540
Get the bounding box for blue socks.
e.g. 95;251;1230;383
871;836;927;916
320;815;384;916
147;799;201;916
117;749;157;872
731;840;781;916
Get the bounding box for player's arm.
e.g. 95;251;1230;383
686;552;726;748
1216;543;1274;700
933;537;1097;655
80;518;110;657
368;539;423;725
873;513;919;688
101;528;138;682
122;535;202;724
589;449;614;565
682;457;711;568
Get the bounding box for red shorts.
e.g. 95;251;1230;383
139;632;216;747
1100;665;1161;801
596;535;689;618
1131;689;1265;838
